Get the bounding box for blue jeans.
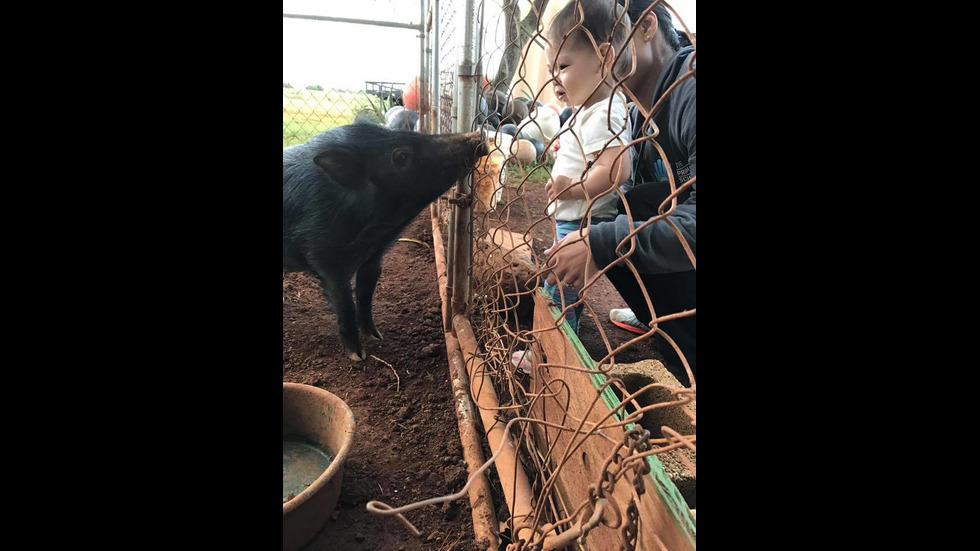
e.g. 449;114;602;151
544;218;613;334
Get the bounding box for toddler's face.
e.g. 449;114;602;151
546;39;606;108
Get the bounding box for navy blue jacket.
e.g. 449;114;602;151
589;46;696;273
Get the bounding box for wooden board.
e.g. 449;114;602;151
530;289;696;550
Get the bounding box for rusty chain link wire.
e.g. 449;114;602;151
439;1;696;548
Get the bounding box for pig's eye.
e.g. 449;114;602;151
392;149;413;169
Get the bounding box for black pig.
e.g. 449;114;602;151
283;124;488;360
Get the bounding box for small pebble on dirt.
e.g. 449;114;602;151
397;406;413;419
354;533;365;542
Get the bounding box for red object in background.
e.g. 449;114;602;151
404;75;490;110
403;77;420;110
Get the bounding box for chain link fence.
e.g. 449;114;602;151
282;85;406;146
437;0;697;548
438;0;460;134
282;2;424;146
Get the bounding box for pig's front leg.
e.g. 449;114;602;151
355;250;384;342
314;265;365;361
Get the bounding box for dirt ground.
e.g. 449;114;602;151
284;211;483;551
283;171;675;550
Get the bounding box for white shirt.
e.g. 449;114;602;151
549;92;630;221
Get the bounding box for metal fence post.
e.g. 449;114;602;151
450;0;479;316
433;0;441;134
418;0;427;134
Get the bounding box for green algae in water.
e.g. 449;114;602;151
283;439;333;503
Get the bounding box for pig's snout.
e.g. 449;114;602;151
433;131;490;170
465;131;490;158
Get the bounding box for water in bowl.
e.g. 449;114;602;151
283;439;333;503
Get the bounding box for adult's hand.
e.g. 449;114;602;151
544;228;598;289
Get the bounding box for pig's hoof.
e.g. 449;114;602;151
349;350;366;361
360;322;383;340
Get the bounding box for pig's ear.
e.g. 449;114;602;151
313;148;366;188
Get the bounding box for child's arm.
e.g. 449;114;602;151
549;145;632;203
546;174;573;204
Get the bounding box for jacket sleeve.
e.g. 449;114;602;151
590;80;696;274
588;186;696;274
